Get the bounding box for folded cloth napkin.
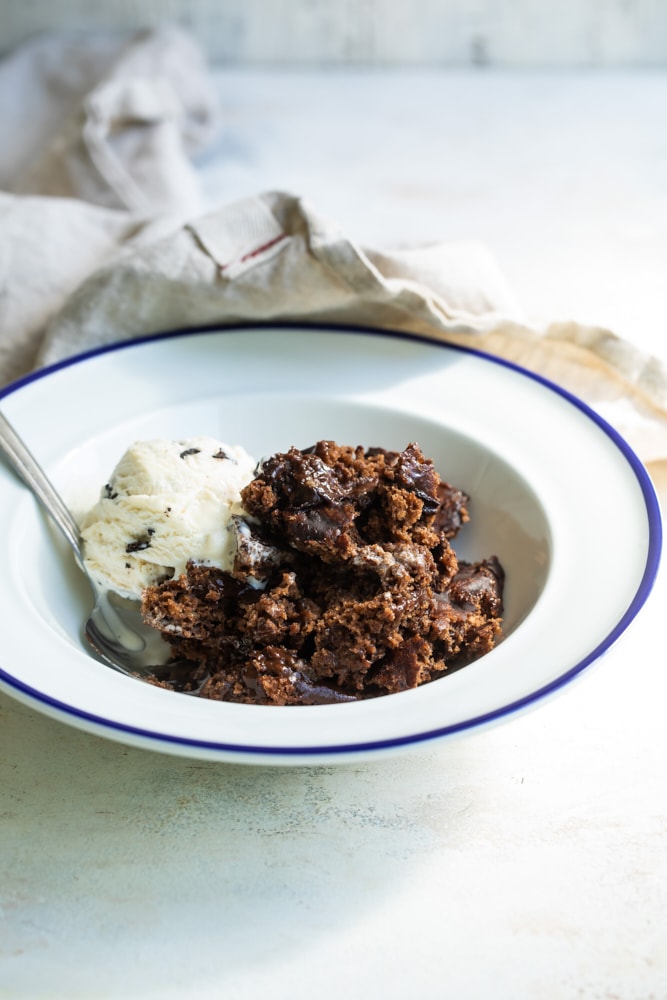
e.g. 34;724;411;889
0;25;219;215
1;29;666;497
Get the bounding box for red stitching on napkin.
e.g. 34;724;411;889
219;233;288;271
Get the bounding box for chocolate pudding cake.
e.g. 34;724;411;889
141;441;504;704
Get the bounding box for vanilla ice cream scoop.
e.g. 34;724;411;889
80;437;257;599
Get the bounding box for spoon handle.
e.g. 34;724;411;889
0;410;83;564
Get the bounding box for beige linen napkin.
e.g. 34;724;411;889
0;25;218;215
1;29;666;496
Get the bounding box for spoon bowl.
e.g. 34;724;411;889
0;410;172;680
83;589;172;677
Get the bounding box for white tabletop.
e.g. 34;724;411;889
2;69;667;999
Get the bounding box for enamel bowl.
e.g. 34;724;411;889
0;325;660;764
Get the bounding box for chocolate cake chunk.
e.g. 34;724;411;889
141;441;504;703
429;557;505;667
433;482;470;538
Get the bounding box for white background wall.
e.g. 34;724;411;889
2;0;667;66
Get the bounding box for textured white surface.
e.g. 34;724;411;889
2;69;667;998
2;0;667;66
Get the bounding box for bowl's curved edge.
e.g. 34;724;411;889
0;321;662;761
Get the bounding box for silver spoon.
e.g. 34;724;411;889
0;410;172;679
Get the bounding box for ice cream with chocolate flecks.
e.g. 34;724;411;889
80;437;256;600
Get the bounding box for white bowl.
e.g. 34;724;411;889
0;325;660;764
